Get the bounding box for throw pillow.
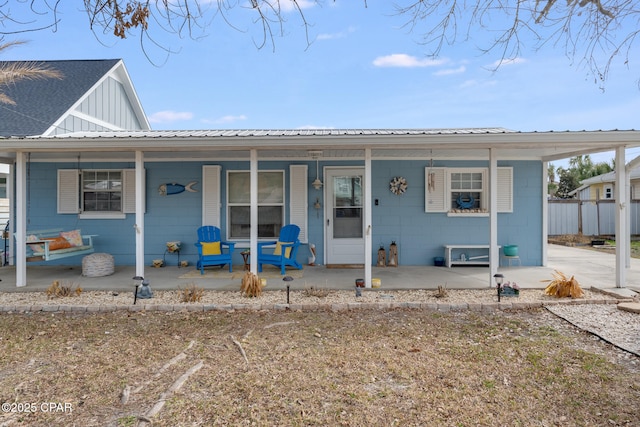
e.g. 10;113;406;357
273;241;293;258
60;229;83;247
27;234;44;253
45;236;72;251
201;241;221;255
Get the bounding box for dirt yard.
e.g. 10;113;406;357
1;309;639;426
550;234;640;258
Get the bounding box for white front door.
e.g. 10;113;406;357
325;168;365;265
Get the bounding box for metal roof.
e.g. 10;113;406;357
1;128;639;163
24;127;515;138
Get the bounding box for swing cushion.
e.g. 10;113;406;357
44;236;72;251
200;241;222;255
60;229;84;247
27;234;44;252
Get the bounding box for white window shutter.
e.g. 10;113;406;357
57;169;79;214
202;165;221;227
425;167;447;212
497;167;513;213
289;165;308;243
123;169;144;214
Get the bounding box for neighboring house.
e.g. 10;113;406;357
571;166;640;200
0;58;150;266
1;59;639;288
0;59;149;137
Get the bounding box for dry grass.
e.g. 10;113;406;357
45;280;82;299
0;309;639;426
240;271;264;297
178;283;204;303
543;270;585;298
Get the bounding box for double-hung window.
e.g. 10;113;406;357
227;170;284;239
58;169;139;218
425;167;512;214
82;170;122;212
449;170;485;211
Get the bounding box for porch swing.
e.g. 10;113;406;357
20;154;97;262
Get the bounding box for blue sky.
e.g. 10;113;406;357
2;1;639;165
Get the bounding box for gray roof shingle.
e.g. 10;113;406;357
0;59;120;137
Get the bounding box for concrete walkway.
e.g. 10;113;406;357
0;245;638;298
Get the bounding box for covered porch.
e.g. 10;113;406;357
1;245;638;295
3;129;640;289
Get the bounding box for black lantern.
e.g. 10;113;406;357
493;273;504;302
132;275;144;305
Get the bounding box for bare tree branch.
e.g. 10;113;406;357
0;0;638;85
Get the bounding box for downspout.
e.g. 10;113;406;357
135;151;145;278
250;149;258;275
364;148;372;288
615;147;627;288
8;162;15;266
15;152;26;287
542;161;548;267
489;148;498;286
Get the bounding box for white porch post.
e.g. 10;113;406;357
542;161;549;267
250;149;258;274
615;147;627;288
15;152;27;287
135;151;145;278
625;164;631;269
364;148;372;288
8;162;15;266
489;149;499;286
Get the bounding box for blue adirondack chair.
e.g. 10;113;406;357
257;224;303;275
194;226;236;274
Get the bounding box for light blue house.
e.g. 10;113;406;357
2;60;639;288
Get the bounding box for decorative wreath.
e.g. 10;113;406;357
389;176;408;195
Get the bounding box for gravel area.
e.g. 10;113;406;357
546;304;640;356
0;287;616;307
2;287;638;360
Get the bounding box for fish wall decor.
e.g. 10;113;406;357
158;181;198;196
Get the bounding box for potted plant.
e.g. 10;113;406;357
500;281;520;297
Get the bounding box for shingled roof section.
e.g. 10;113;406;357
0;59;120;137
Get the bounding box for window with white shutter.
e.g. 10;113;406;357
58;168;142;218
425;167;447;212
425;166;513;214
57;169;80;214
497;167;513;213
202;165;221;226
289;165;308;243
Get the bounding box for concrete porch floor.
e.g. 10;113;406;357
0;245;639;296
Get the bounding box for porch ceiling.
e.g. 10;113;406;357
1;128;638;163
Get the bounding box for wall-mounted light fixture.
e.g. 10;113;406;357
308;150;323;190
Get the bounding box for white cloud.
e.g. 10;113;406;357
373;54;449;68
279;0;316;12
296;125;335;129
205;114;248;125
433;66;466;76
317;26;356;41
490;57;527;68
148;110;194;123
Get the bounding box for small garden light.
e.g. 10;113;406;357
493;273;504;302
132;275;144;305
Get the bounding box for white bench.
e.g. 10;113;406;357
444;245;501;268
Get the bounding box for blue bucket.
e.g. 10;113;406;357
434;257;445;266
503;245;518;257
